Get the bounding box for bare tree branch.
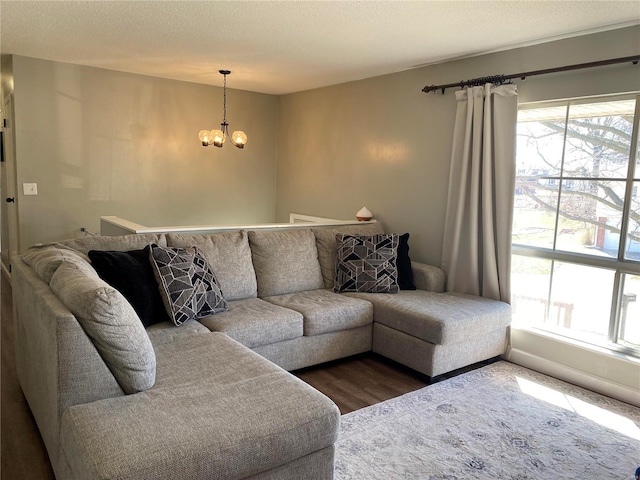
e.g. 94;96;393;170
518;184;640;243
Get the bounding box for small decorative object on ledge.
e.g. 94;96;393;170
198;70;247;149
356;207;373;221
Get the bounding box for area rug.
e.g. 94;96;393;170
335;361;640;479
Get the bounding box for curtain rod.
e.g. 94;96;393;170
422;55;640;94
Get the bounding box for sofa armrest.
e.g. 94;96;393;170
411;261;445;293
12;257;124;476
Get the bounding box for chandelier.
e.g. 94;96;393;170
198;70;247;149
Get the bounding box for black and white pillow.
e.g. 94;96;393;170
333;233;399;294
149;245;228;326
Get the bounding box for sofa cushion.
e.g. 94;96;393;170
334;233;400;294
264;289;373;336
59;233;166;255
198;297;303;348
313;223;385;289
60;333;340;480
88;246;170;327
149;245;228;326
146;319;211;348
22;244;92;284
248;229;324;297
49;261;156;394
166;231;257;301
344;290;511;345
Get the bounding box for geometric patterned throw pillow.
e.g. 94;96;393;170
333;233;399;294
149;245;228;326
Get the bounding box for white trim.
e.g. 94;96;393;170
507;347;640;407
100;216;148;233
513;324;640;361
100;215;377;236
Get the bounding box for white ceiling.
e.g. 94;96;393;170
1;1;639;95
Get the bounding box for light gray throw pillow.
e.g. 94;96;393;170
22;243;92;284
248;229;324;297
50;261;156;394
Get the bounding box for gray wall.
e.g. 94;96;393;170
11;56;278;251
276;26;640;266
276;25;640;397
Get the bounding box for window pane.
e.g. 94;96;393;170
624;181;640;260
618;273;640;348
563;100;635;179
517;107;565;177
513;179;558;248
636;135;640;180
548;263;615;343
511;256;553;326
555;179;626;257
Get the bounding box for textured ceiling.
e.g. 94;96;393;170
1;1;639;95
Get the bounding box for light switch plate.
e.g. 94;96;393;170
23;183;38;195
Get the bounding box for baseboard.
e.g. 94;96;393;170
507;348;640;408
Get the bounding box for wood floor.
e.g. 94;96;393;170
295;354;429;414
0;272;484;479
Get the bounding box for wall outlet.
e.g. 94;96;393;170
23;183;38;195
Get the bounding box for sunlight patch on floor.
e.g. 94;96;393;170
516;376;640;440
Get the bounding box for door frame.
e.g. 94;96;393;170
1;94;19;280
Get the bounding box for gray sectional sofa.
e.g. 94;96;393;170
12;222;511;480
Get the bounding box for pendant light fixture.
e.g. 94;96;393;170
199;70;247;149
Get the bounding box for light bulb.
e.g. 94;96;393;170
198;130;211;146
212;129;224;148
232;131;247;148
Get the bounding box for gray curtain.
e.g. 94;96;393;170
441;83;518;303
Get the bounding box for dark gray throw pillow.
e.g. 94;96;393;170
88;245;170;327
333;233;399;294
149;245;228;326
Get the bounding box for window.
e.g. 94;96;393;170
512;94;640;357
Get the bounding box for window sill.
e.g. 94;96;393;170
511;324;640;365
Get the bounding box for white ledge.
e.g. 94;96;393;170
100;215;376;236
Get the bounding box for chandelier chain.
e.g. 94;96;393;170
222;72;227;124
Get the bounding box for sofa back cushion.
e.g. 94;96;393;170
248;229;324;297
59;233;166;255
49;261;156;394
166;231;257;301
313;223;385;289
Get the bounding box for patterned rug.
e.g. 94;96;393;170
335;361;640;480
